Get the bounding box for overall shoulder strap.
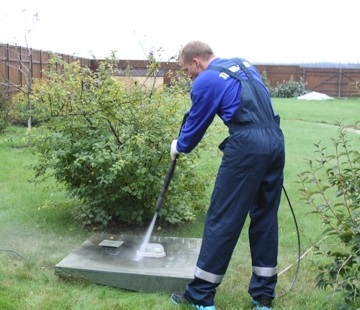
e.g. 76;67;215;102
207;58;254;81
208;59;275;120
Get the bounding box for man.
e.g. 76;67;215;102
170;41;285;310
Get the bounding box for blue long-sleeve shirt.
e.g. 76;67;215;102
177;57;266;153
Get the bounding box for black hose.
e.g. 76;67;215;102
0;248;29;261
276;185;301;298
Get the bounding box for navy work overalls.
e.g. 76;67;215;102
185;59;285;306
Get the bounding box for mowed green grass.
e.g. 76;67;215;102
0;97;359;309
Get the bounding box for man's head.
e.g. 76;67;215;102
178;41;216;80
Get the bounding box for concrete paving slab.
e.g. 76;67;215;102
55;234;202;292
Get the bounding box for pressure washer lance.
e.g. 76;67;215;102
135;112;189;260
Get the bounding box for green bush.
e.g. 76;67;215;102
270;75;308;98
166;69;192;94
30;54;209;229
260;71;271;89
0;84;10;133
298;122;360;308
349;80;360;96
7;79;48;127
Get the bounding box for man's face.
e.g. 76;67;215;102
179;57;202;81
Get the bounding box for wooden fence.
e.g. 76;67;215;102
1;43;359;98
256;64;360;97
0;44;92;94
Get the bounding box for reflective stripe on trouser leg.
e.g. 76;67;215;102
182;267;223;307
253;266;278;277
194;266;223;284
250;266;278;298
249;271;278;299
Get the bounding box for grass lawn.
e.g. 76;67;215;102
1;97;359;309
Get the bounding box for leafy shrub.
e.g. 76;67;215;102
270;75;308;98
165;67;192;95
0;84;10;133
30;54;209;229
349;80;360;97
298;122;360;308
260;71;271;89
7;78;48;127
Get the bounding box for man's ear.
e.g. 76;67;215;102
193;58;200;69
193;58;206;71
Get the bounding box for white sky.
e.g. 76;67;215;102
1;0;359;64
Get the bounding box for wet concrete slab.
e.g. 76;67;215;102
54;234;202;292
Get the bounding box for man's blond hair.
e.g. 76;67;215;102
178;41;215;64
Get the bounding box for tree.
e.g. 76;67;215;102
0;10;40;132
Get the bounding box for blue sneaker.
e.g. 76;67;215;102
251;296;272;310
171;292;216;310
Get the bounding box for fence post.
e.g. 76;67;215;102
338;68;342;98
40;50;43;78
30;48;33;82
302;67;306;87
5;44;10;96
18;45;23;88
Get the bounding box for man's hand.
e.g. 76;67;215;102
170;139;179;160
